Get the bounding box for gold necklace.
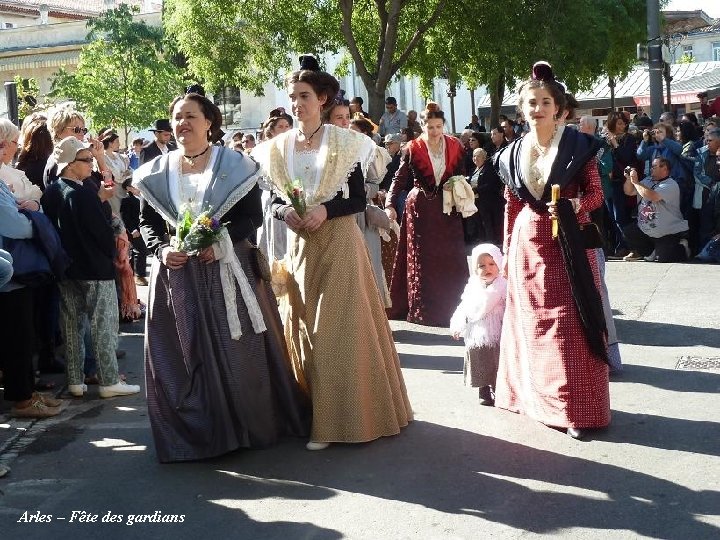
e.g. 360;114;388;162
298;124;323;148
183;145;210;168
532;125;558;157
427;137;444;158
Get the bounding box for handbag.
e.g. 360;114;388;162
365;204;391;230
3;237;53;287
580;222;604;250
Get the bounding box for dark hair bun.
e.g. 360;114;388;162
299;54;321;72
425;101;440;113
186;84;206;96
532;61;554;82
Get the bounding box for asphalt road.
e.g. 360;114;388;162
1;260;719;540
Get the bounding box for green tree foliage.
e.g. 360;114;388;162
164;1;644;125
164;0;451;121
50;5;185;140
13;76;40;122
406;0;646;126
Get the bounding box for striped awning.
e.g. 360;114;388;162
0;50;79;72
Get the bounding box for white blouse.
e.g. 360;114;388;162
170;146;219;215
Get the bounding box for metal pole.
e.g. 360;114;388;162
647;0;663;122
609;76;616;112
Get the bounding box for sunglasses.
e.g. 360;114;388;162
73;157;94;164
68;127;89;134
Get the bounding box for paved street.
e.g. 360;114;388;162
1;260;719;539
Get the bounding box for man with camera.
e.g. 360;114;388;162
699;92;720;120
621;157;689;262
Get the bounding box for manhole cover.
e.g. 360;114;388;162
675;356;720;371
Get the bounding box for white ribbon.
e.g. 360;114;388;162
217;229;266;339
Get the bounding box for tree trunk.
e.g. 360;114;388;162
367;86;386;124
489;73;505;128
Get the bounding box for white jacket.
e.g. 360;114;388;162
449;275;507;348
0;163;41;202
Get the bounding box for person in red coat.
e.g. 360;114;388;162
385;102;468;326
699;92;720;120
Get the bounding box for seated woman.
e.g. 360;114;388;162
135;92;309;463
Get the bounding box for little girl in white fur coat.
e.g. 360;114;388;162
450;243;507;405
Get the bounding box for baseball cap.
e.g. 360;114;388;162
53;136;91;174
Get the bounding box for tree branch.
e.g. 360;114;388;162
390;0;448;77
376;0;403;88
338;0;373;86
375;0;388;74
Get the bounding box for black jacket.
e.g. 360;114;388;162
140;141;177;165
41;178;116;281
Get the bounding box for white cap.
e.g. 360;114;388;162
53;136;91;174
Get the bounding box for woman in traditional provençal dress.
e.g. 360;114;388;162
385;102;468;327
136;92;308;463
493;62;610;440
254;56;412;450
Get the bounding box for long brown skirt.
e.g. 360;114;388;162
283;215;412;443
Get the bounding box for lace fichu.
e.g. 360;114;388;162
256;126;376;209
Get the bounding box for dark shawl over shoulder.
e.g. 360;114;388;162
494;128;609;364
494;128;601;210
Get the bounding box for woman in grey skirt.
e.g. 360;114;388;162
136;92;309;463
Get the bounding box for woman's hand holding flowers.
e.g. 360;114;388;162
161;247;189;270
300;205;327;232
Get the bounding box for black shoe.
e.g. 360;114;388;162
478;385;495;406
567;427;586;440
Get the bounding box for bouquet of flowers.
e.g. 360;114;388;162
284;179;307;217
175;207;226;254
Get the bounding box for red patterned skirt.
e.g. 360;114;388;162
495;205;610;428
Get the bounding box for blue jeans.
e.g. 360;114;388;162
606;183;630;252
696;239;720;262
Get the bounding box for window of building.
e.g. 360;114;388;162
681;45;693;60
713;42;720;62
2;22;17;29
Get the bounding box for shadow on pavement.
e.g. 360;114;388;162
611;364;720;394
398;352;462;372
615;319;720;348
392;329;454;346
598;410;720;457
211;421;720;538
